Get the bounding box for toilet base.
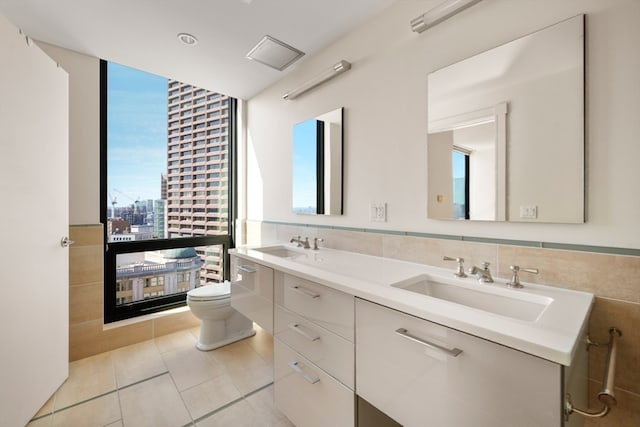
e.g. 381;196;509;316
195;328;256;351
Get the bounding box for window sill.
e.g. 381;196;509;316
103;305;191;331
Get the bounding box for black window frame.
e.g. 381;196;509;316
99;60;237;323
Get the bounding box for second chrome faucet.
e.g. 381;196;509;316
290;235;324;250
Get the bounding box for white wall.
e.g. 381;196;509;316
38;42;100;226
246;0;640;249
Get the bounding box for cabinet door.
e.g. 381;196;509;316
355;299;562;427
275;339;354;427
230;256;273;333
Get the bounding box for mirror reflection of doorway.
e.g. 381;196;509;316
452;148;469;220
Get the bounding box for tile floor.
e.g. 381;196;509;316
28;325;295;427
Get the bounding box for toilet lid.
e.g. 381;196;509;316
187;282;230;301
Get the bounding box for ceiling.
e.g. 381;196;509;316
0;0;395;100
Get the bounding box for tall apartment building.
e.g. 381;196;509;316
165;80;230;283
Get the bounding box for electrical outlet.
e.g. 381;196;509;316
370;203;387;222
519;205;538;219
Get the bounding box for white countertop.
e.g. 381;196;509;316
230;244;594;366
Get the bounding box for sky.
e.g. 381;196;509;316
107;62;168;205
292;118;318;212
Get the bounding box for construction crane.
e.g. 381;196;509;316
114;189;141;214
108;193;117;219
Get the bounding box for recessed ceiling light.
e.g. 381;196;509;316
177;33;198;46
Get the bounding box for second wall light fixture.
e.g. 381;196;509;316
282;60;352;100
411;0;483;33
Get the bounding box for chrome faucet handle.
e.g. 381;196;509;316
443;256;467;278
313;237;324;250
507;265;539;288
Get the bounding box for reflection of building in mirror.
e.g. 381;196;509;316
292;107;343;215
428;104;507;221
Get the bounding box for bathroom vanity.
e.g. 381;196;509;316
229;245;593;427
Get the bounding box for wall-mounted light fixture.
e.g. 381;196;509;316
282;60;351;100
410;0;483;33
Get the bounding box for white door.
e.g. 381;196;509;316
0;15;69;427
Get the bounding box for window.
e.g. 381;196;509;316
452;148;470;220
101;61;237;323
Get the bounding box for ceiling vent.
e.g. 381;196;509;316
246;35;305;71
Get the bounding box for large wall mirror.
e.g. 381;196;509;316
292;107;343;215
427;15;584;223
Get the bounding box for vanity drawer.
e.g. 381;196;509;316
275;305;354;389
275;273;354;341
274;339;354;427
230;256;273;333
355;298;561;427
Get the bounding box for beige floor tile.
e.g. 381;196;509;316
196;400;259;427
181;373;242;420
245;385;294;427
162;346;225;391
54;351;116;410
26;416;52;427
188;326;201;341
105;421;124;427
51;393;121;427
154;329;198;354
34;394;55;417
119;374;192;427
209;341;273;394
112;339;167;387
227;362;273;396
246;326;274;364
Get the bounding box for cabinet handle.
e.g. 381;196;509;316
291;285;320;299
288;323;321;342
395;328;463;357
288;361;320;384
238;265;257;273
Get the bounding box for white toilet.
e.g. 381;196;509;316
186;281;255;351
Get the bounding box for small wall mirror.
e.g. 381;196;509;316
292;107;343;215
427;15;584;223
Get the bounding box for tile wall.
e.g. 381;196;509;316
68;225;200;361
247;220;640;427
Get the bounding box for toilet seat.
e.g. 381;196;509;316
187;282;230;301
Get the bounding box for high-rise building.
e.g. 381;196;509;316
165;80;230;283
153;199;166;239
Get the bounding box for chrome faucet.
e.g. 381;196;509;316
290;235;310;249
468;262;494;283
443;256;467;278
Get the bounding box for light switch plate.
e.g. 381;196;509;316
519;205;538;219
370;203;387;222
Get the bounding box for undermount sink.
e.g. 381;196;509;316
391;275;552;322
253;245;307;259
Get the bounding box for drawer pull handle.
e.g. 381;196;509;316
288;323;321;342
288;361;320;384
291;285;320;299
395;328;463;357
238;265;257;273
